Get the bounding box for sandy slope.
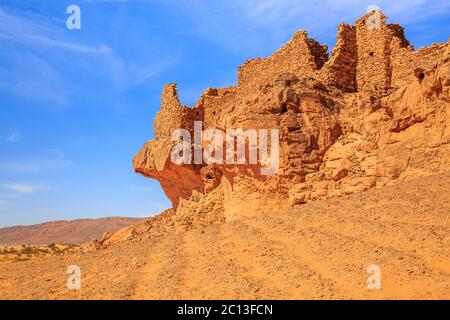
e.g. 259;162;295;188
0;172;449;300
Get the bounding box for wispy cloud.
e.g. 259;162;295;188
0;199;7;207
1;183;48;194
0;7;117;104
6;130;21;142
0;6;176;103
117;57;178;92
0;151;73;174
162;0;450;53
0;50;69;104
0;194;19;199
0;8;113;55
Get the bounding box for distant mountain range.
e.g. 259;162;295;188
0;217;144;245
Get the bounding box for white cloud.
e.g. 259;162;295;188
0;151;73;174
0;199;8;211
0;7;117;103
6;130;21;142
0;8;113;104
117;57;178;92
0;194;19;199
0;51;70;104
0;6;176;101
1;183;48;194
162;0;450;53
0;8;113;55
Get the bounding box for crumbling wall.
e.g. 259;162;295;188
319;23;357;92
237;31;328;93
134;11;450;222
154;84;199;138
355;11;393;94
390;42;448;88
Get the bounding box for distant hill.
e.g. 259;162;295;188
0;217;144;245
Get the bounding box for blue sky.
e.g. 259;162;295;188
0;0;449;227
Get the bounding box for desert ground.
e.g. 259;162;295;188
0;171;448;300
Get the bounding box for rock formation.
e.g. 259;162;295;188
133;11;450;223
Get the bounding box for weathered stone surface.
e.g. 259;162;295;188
134;11;450;222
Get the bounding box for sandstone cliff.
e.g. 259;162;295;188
133;11;450;224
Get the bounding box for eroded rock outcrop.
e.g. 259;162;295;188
134;11;450;223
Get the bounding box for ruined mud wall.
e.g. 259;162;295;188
134;11;450;223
